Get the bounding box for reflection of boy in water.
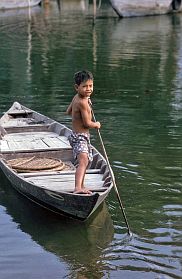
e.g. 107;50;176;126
66;70;101;194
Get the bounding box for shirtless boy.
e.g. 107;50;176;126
66;70;101;194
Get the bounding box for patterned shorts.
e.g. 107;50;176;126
68;132;93;162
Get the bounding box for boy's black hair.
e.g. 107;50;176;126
74;70;93;86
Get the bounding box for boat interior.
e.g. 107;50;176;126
0;105;112;194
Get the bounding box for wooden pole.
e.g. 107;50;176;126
89;99;132;235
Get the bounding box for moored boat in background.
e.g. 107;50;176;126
0;0;41;10
110;0;182;17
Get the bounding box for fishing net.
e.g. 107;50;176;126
6;156;73;172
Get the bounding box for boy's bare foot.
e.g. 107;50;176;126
74;187;92;195
83;187;92;194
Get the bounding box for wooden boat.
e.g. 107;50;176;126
110;0;182;17
0;102;113;221
0;0;41;10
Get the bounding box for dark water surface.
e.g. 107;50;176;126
0;1;182;278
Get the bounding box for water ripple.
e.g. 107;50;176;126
104;232;182;279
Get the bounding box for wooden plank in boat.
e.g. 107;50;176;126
2;119;27;127
7;140;24;151
33;179;103;186
4;131;57;139
19;169;101;178
56;136;70;145
26;174;105;192
0;138;49;152
1;132;71;152
27;139;49;150
42;137;69;148
4;125;50;134
7;138;48;151
45;184;107;192
0;140;9;151
40;183;107;193
2;119;51;128
7;109;32;115
4;132;70;147
26;173;103;182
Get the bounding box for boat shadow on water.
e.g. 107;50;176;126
0;172;114;278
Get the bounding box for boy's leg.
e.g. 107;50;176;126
74;152;92;194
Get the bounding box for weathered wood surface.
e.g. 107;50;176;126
25;173;105;192
0;132;71;152
1;118;48;128
7;109;32;115
110;0;182;17
1;119;36;127
19;169;101;178
0;0;41;9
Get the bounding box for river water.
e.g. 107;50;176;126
0;1;181;278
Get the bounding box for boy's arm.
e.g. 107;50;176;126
66;100;73;115
66;104;72;115
66;95;77;115
80;101;101;129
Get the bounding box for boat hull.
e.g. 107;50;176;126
0;0;41;10
110;0;182;17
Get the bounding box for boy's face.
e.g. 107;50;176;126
75;79;93;98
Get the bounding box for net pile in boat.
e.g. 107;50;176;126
7;157;68;172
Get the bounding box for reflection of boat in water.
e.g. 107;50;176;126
58;0;89;12
0;5;41;20
110;0;182;17
0;0;41;10
108;15;174;42
0;174;114;277
107;15;177;68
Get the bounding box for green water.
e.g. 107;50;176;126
0;1;181;278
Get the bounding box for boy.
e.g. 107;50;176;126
66;70;101;194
